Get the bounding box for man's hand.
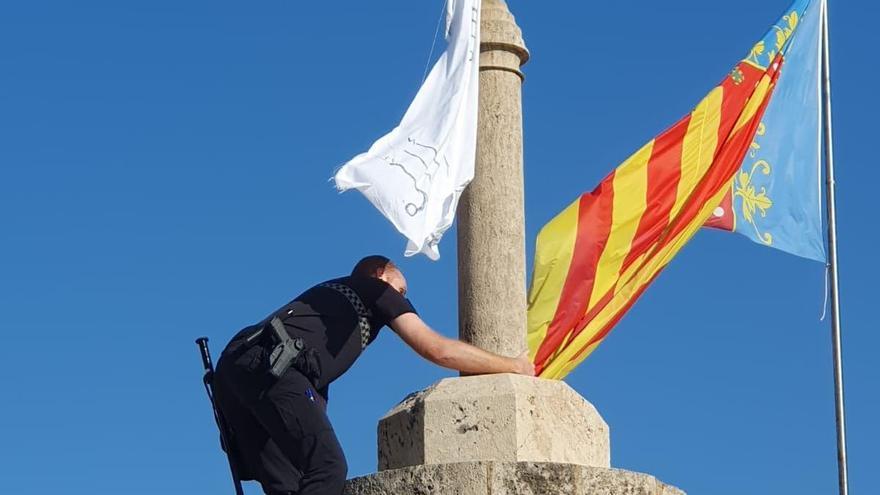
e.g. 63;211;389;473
510;352;536;377
391;313;537;376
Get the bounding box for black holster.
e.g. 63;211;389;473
225;317;306;381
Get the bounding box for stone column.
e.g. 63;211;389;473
345;2;686;493
457;0;531;358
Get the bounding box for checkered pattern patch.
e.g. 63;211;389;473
319;283;373;349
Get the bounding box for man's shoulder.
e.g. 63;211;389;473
296;276;389;300
319;275;388;292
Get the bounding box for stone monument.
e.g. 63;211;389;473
346;1;685;493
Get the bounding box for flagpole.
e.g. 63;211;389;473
820;1;849;494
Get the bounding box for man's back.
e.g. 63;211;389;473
263;275;417;391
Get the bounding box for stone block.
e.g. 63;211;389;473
345;462;685;495
378;375;610;471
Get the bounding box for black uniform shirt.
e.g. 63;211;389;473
268;276;416;391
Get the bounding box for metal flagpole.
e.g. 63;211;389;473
820;1;849;494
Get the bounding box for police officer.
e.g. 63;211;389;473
212;255;535;495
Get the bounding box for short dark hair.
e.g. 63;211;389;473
351;255;397;278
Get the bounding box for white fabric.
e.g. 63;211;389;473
334;0;480;260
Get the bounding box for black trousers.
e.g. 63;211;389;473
214;350;347;495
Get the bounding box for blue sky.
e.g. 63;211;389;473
1;1;877;494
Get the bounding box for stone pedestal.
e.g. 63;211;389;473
344;375;685;494
346;462;684;495
377;375;609;470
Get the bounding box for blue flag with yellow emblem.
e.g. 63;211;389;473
706;0;826;262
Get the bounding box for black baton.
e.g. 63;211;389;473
195;337;244;495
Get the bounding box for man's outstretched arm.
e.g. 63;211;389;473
390;313;535;376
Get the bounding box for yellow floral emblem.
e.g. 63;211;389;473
734;123;773;245
746;11;799;68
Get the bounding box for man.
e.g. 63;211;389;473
213;255;535;495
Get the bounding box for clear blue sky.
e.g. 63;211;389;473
1;1;876;494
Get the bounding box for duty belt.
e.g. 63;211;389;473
223;316;305;380
319;282;373;349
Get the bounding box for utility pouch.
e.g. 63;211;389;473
292;346;322;383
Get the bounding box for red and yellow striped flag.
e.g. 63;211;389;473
527;4;807;379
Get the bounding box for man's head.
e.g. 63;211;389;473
352;255;408;297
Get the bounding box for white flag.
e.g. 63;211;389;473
334;0;480;260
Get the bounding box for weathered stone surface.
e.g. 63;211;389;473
345;462;685;495
347;462;489;495
378;375;610;471
457;0;531;358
